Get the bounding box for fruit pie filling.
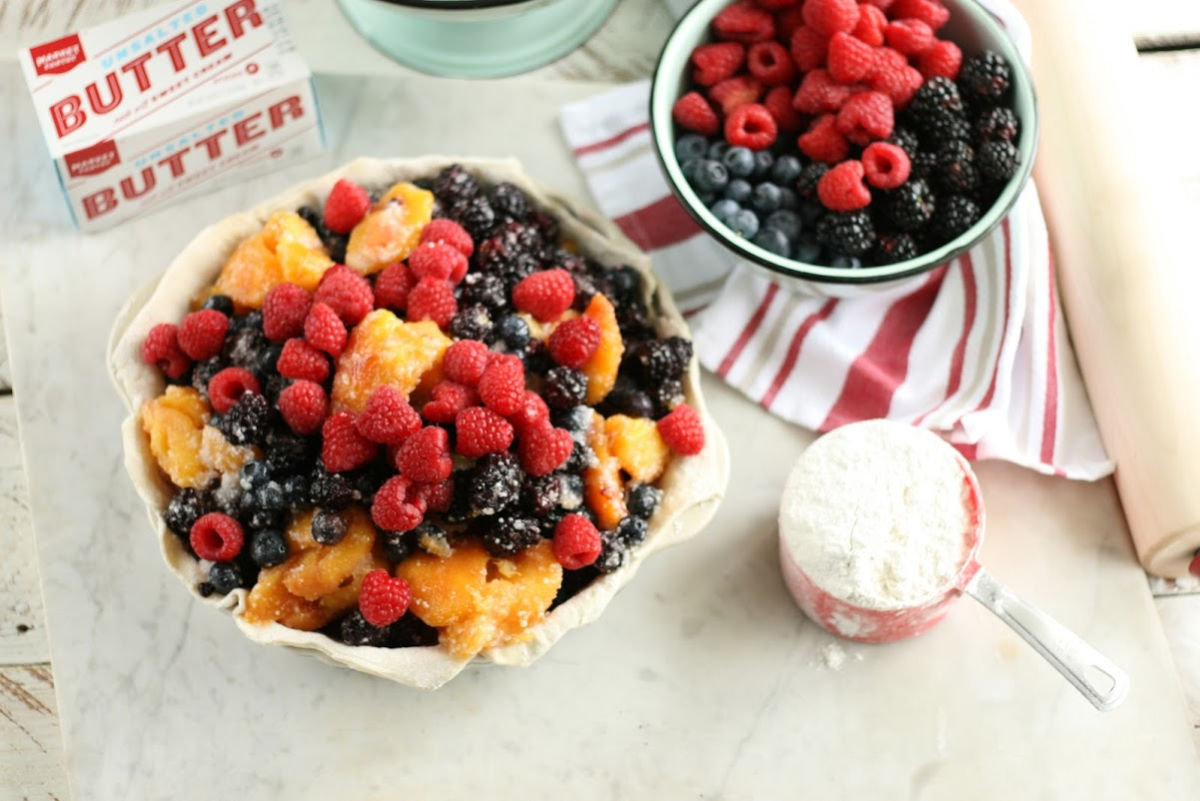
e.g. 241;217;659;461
138;165;706;659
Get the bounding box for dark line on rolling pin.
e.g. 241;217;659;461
1136;40;1200;54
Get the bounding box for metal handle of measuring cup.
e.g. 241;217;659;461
964;567;1130;711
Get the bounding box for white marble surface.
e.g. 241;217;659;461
3;61;1200;799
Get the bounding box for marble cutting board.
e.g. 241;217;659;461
3;68;1198;800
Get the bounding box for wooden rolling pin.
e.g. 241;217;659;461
1012;0;1200;577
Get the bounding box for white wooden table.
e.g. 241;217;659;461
2;1;1199;797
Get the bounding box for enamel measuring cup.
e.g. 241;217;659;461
779;432;1130;712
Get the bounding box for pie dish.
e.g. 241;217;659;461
108;156;729;689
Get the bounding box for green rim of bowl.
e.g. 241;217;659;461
649;0;1039;285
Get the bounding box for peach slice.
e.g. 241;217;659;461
330;309;452;414
345;182;434;275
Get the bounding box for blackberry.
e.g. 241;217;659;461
249;528;288;568
222;324;270;374
522;339;553;374
884;179;936;233
380;530;413;564
449;304;494;342
666;337;693;374
615;516;649;548
594;534;628;574
452;195;497;241
978;140;1020;182
495;314;530;352
164;488;214;538
543;366;588;409
280;473;310;506
607;265;641;302
629;339;683;383
208;562;244;594
616;301;655;341
297;205;348;263
522;474;561;516
458;272;508;312
959;50;1011;104
338;610;390;647
929;194;980;242
565;441;597;474
934;141;979;194
350;463;391;505
553;405;593;434
264;427;315;476
477;222;546;273
311;509;348;545
550;564;601;609
479;515;542;557
603;388;655;419
887;127;920;158
627;484;663;520
466;453;523;517
908;76;964;120
387;612;440;648
915;110;970;150
201;294;234;316
308;464;357;509
796;163;829;199
872;233;920;265
217;392;270;446
652;379;685;417
527;208;560;245
262;373;287;405
815;210;876;257
490;181;530;221
911;151;939;181
191;357;225;397
414;521;455;557
570;271;613;312
432;164;480;205
974;106;1019;143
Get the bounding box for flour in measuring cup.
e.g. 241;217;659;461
779;421;972;610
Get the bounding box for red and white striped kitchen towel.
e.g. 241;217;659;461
558;0;1112;480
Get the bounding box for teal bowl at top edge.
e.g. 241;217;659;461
649;0;1038;296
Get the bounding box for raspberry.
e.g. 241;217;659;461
798;113;849;163
421;380;479;424
792;69;855;115
776;5;808;40
863;0;895;8
512;268;574;322
455;406;515;458
757;0;800;8
374;262;416;312
141;323;190;379
869;59;924;109
890;0;949;30
712;1;776;43
208;367;261;414
356;385;421;444
372;475;425;532
746;41;795;86
275;379;327;435
420;218;474;258
443;339;490;386
358;569;412;627
408;241;468;284
548;316;602;369
189;512;244;562
177;310;229;361
394;426;453;483
323;177;371;234
709;75;764;116
478;355;526;416
406;276;457;329
415;477;455;513
657;402;706;455
918;40;962;80
518;423;574;476
509;390;550;435
672;91;720;136
690;41;745;86
789;26;828;71
763;85;805;133
817;160;872;211
851;4;887;46
262;282;313;342
552;514;602;570
725;103;778;150
885;18;935;56
862;142;912;189
836;90;894;146
304;302;348;356
314;265;374;327
276;337;329;382
321;411;379;473
827;31;875;84
802;0;859;36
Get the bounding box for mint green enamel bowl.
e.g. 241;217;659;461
649;0;1038;295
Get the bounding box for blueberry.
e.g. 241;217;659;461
722;147;755;178
770;155;803;186
692;159;729;193
496;313;530;351
249;529;288;568
752;227;791;257
795;237;822;263
727;209;760;238
778;188;799;210
707;141;730;161
764;209;803;241
312;509;348;545
627;484;663;519
238;460;270;491
751;183;783;213
680;158;700;181
830;254;863;269
723;178;752;202
207;562;243;594
615;515;649;548
710;198;741;224
380;530;413;564
674;134;709;163
697;192;717;206
201;294;234;316
799;201;824;227
553;404;595;434
752;150;775;178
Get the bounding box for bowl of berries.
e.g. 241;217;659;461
650;0;1036;293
